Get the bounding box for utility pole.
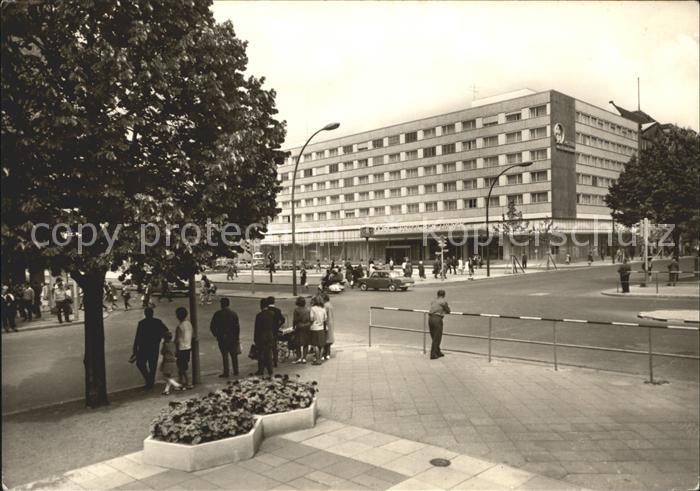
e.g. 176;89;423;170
188;274;200;385
250;240;256;295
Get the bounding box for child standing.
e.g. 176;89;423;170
160;331;181;395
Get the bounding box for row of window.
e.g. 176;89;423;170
294;104;549;163
278;193;551;223
576;111;637;141
283;160;549;195
575;152;626;172
281;171;550;208
575;132;635;157
576;193;607;206
286;127;549;180
576;173;616;188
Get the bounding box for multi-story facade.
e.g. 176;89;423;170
261;89;639;264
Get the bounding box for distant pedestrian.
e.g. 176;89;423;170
667;256;680;286
433;261;440;279
20;283;35;321
452;257;459;275
132;307;169;390
521;254;528;269
226;264;238;280
565;253;571;265
199;275;212;305
345;265;354;288
254;298;275;376
174;307;193;389
309;296;327;365
458;258;464;275
121;281;132;310
54;281;73;323
292;296;311;364
210;297;240;378
587;252;593;266
618;259;631;293
104;281;117;311
159;331;182;395
428;290;450;359
418;261;426;279
2;286;17;332
268;254;276;283
266;296;286;368
468;257;475;279
316;259;321;273
300;266;308;291
321;293;335;360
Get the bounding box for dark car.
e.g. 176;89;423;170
357;271;414;292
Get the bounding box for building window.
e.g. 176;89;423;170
406;168;419;178
315;150;325;159
390;205;402;215
531;170;548;182
372;138;384;149
463;139;477;150
358;208;370;217
442;124;456;135
387;153;399;163
507;194;523;205
484;176;499;188
443;181;457;192
423;165;437;176
375;207;386;216
302;168;313;178
465;198;478;209
531;148;548;161
329;195;339;204
483;136;498;148
358;191;369;200
531;192;548;203
342;145;353;154
305;213;315;221
462;119;476;130
329;179;339;189
483;120;497;127
463;159;477;170
329;163;339;173
357;142;369;151
530;126;547;139
425;202;438;212
407;186;419;196
441;143;456;155
423;127;436;138
404;131;417;143
373;173;384;183
507;173;523;185
424;184;437;194
357;159;368;168
530;105;547;117
358;176;369;185
303;152;312;161
344;177;353;187
317;182;326;190
374;155;384;165
488;196;500;207
442;162;456;173
483;156;498;168
506;152;522;164
329;148;338;157
390;188;401;198
389;170;401;180
388;135;400;146
330;211;340;219
463;178;477;190
444;200;458;211
423;146;436;158
407;203;420;213
505;112;521;122
405;150;418;160
280;215;291;223
344;193;354;202
505;131;522;144
343;210;355;219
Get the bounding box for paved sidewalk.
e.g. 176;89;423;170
638;310;699;324
4;346;697;491
0;311;110;335
601;283;699;299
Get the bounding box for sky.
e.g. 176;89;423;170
211;1;700;148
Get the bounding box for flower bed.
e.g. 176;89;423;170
223;374;318;415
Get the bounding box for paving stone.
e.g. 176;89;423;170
175;477;222;490
114;480;157;490
79;470;135;490
286;476;331;490
475;464;534;489
515;475;581;490
324;440;375;458
379;439;426;455
269;442;319;460
519;462;568;481
350;473;395;490
260;461;314;483
354;431;401;448
353;447;405;467
381;453;434;477
319;459;374;480
451;476;505;490
103;457;167;481
412;466;471;489
386;477;443;490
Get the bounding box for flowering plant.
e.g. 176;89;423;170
223;374;317;415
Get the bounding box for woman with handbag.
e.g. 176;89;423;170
309;296;327;366
292;296;311;364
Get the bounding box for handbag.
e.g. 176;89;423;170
248;344;258;360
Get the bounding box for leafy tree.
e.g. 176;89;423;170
2;1;285;407
606;125;700;256
494;199;529;241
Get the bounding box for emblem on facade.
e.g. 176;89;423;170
553;123;565;144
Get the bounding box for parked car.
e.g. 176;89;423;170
357;271;414;292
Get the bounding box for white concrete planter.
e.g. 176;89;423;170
143;418;262;472
257;399;317;437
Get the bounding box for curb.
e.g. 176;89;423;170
0;312;113;335
638;313;700;324
601;289;698;299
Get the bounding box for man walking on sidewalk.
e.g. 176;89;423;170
132;307;169;390
428;290;450;359
210;297;240;377
254;298;275;375
266;296;286;367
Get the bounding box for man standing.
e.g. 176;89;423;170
2;286;17;332
618;259;632;293
266;296;286;368
418;260;425;279
54;279;72;323
210;297;240;377
254;298;275;376
132;307;169;389
667;256;680;286
428;290;451;359
20;283;35;321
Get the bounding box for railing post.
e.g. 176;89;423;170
422;312;427;354
552;321;558;371
647;327;654;384
488;317;492;363
368;308;372;348
655;271;659;294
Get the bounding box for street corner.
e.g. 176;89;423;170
638;309;699;324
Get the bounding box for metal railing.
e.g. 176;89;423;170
616;270;699;294
368;306;699;384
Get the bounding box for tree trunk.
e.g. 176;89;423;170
73;271;109;408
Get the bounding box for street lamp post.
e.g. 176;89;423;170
292;123;340;296
485;161;533;277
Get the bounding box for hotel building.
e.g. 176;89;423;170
261;89;639;264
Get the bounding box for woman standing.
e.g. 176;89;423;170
321;293;335;361
309;296;327;365
174;307;193;389
292;296;311;363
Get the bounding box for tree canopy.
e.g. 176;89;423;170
1;0;286;406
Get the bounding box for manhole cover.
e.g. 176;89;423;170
430;458;451;467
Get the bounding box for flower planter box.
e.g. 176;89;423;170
257;399;317;438
142;418;263;472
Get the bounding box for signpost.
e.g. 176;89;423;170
360;226;374;262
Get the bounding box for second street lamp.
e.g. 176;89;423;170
485;161;533;277
291;122;340;296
